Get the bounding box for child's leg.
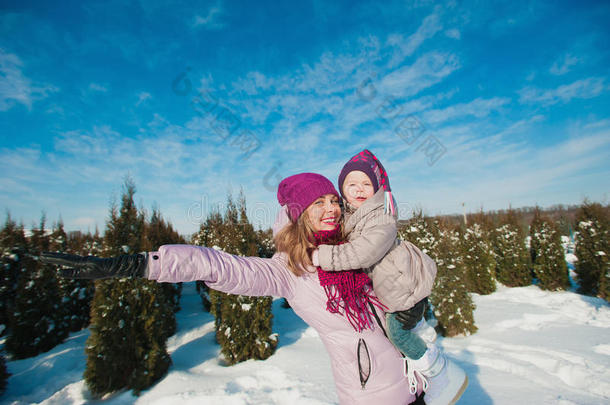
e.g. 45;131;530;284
388;312;468;404
386;312;428;360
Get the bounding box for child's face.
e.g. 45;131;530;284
342;170;375;209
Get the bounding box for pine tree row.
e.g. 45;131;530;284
0;178;185;396
0;215;98;361
397;202;608;340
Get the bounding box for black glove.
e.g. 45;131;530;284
40;252;148;280
394;298;427;330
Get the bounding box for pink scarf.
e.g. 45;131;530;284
313;225;387;332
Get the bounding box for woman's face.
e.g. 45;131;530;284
306;194;341;232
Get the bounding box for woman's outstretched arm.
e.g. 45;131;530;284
42;245;296;299
147;245;295;298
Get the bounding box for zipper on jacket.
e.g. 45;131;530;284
357;338;371;389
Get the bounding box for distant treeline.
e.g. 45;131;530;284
399;203;593;236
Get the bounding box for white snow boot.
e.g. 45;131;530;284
404;345;468;405
412;318;437;345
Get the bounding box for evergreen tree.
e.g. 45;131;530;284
48;219;67;252
28;214;50;252
63;229;102;331
400;213;477;336
192;210;223;312
431;225;477;336
529;206;544;266
84;179;171;396
0;214;28;335
207;197;239;342
467;209;495;232
599;257;610;302
142;206;186;335
492;210;532;287
50;220;96;332
399;211;440;322
462;223;496;295
5;216;69;359
574;202;609;297
0;354;8;394
256;228;275;259
399;211;440;257
192;192;277;365
531;217;570;291
67;227;104;257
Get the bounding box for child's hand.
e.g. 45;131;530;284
394;298;427;330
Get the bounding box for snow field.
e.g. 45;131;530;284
445;284;610;404
2;282;609;404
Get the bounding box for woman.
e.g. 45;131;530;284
42;173;424;404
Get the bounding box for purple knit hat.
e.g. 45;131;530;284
338;149;396;215
277;173;340;222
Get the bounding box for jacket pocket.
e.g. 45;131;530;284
357;338;371;389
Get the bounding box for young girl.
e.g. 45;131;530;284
311;149;468;405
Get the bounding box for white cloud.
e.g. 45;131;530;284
378;52;460;98
583;118;610;130
492;114;545;138
88;83;109;92
386;12;443;68
422;97;511;125
550;53;580;75
189;36;463;181
231;71;274;96
0;48;58;111
136;91;151;106
445;29;461;39
192;3;224;30
519;77;607;106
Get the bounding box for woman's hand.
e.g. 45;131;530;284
40;252;148;279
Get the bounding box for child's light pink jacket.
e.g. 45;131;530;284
146;241;419;404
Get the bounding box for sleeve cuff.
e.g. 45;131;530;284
312;249;320;267
146;251;161;280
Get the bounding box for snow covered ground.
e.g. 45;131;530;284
2;282;609;405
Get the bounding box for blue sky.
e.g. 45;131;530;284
1;0;609;236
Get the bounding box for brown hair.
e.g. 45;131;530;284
273;210;343;276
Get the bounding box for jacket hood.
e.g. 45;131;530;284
272;205;292;238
